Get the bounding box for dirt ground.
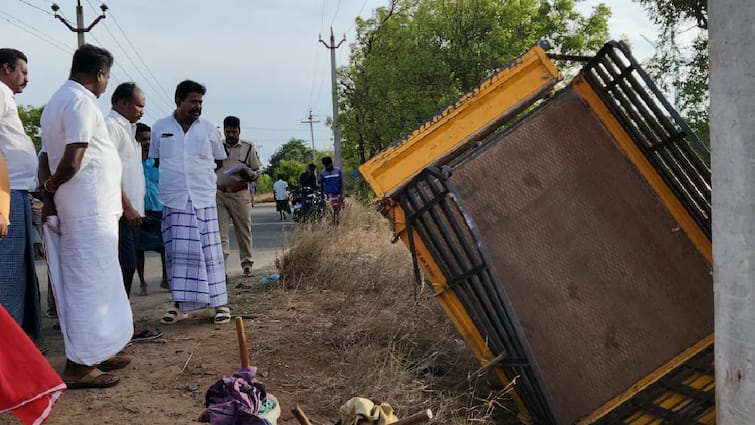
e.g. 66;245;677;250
1;203;516;425
1;276;374;425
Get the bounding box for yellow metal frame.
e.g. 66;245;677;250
359;45;562;199
361;46;713;424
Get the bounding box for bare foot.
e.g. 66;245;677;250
139;285;148;296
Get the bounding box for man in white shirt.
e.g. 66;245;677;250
215;115;260;277
0;48;41;340
149;80;231;325
106;82;145;297
39;44;133;389
273;175;290;221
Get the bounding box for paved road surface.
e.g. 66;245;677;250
35;202;294;313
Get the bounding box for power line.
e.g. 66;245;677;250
16;0;52;16
344;0;370;34
330;0;343;26
83;0;174;113
106;9;174;104
0;8;74;53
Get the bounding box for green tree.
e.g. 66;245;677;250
255;173;273;193
17;105;43;151
339;0;611;163
638;0;709;145
267;138;313;173
276;159;307;190
265;138;314;191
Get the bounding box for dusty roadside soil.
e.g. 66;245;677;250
1;276;368;425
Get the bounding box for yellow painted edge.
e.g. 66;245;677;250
576;334;713;424
385;203;532;423
572;76;712;263
359;45;562;199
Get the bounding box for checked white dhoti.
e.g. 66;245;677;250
162;202;228;312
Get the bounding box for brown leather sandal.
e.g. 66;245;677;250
64;368;119;390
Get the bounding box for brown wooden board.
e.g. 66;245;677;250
448;88;713;424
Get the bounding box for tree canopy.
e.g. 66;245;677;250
338;0;611;165
18;105;43;151
638;0;709;145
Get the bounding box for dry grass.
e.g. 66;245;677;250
276;201;520;424
254;192;275;203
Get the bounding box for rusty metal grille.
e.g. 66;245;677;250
593;345;715;424
582;41;711;237
395;167;556;424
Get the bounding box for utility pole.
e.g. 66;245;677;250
319;27;346;169
301;109;320;164
51;1;108;47
711;0;755;423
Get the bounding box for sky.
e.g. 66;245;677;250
1;0;663;165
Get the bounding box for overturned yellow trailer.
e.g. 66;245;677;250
359;41;712;424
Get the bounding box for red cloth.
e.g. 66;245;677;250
0;305;65;424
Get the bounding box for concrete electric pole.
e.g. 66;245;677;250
51;1;108;47
319;28;346;169
301;109;320;165
711;1;755;423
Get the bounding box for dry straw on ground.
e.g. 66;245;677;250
276;200;520;424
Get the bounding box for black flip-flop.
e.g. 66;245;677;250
131;328;163;342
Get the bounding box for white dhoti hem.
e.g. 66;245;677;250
44;214;133;366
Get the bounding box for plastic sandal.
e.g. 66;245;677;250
213;306;231;324
160;309;188;325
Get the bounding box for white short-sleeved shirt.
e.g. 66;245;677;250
40;80;122;218
149;115;226;210
273;180;288;200
106;109;145;215
0;81;38;190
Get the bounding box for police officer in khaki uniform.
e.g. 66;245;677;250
215;116;261;277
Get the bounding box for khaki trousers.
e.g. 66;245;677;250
216;190;253;269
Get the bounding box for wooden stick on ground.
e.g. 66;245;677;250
291;404;313;425
235;316;250;369
394;409;433;425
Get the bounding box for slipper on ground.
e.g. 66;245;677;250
64;368;119;390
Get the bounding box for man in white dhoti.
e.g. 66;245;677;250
39;44;133;389
149;80;231;325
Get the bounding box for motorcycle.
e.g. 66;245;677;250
292;188;325;222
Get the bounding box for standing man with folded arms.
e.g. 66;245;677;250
39;44;133;389
150;80;231;325
0;48;41;340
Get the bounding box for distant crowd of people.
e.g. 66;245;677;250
0;43;347;390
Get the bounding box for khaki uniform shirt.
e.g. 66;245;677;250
216;140;261;190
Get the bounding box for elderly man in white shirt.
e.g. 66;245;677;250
0;48;41;340
105;82;145;297
39;44;133;389
149;80;231;325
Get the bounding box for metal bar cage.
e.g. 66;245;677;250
395;167;557;424
582;41;711;238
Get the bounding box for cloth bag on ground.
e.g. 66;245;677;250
338;397;399;425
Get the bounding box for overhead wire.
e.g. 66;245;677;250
16;0;53;16
344;0;370;34
330;0;343;26
83;0;174;115
0;8;74;54
106;9;174;104
308;0;327;112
